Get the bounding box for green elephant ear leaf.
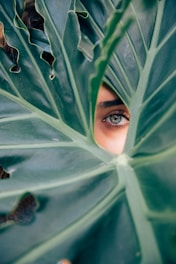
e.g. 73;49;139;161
0;0;176;263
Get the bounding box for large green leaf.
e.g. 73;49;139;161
0;0;176;263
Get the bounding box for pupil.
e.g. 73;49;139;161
110;115;121;124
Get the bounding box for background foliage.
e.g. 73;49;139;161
0;0;176;263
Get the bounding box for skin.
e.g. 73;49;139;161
57;260;71;264
94;84;130;154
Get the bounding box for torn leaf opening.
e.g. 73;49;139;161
0;23;20;73
21;0;55;67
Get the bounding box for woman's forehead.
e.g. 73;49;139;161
97;85;118;103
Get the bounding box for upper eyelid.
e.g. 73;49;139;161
104;109;129;118
104;113;129;120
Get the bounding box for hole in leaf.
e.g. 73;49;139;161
22;0;44;30
94;83;130;154
10;64;21;72
42;51;55;67
21;0;55;67
0;23;20;72
49;73;55;80
0;165;10;179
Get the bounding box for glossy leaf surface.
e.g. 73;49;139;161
0;0;176;263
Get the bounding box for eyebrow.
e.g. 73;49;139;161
97;98;123;108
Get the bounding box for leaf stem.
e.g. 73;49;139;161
117;162;162;264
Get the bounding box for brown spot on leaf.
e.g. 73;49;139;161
0;193;38;226
9;192;38;224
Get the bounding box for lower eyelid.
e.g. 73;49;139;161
102;122;128;130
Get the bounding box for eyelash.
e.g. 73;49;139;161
102;111;130;128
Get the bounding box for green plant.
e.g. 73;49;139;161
0;0;176;263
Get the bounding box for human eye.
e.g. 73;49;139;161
102;111;130;127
